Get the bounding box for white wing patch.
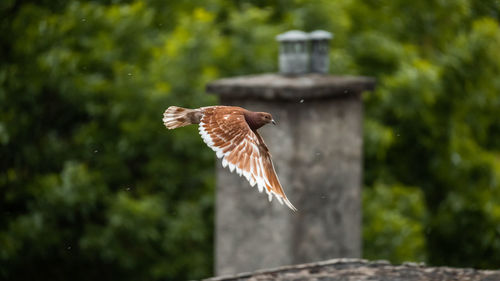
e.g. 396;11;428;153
198;110;296;211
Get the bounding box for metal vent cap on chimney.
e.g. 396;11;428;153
276;30;309;75
276;30;309;41
309;30;333;40
309;30;333;74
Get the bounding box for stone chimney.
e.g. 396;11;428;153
206;31;375;276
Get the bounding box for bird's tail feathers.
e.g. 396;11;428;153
163;106;201;129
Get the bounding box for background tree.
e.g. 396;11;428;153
1;0;499;280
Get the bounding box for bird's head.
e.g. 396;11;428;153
244;111;277;130
257;112;276;126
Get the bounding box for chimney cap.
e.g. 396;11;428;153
276;30;309;42
309;30;333;40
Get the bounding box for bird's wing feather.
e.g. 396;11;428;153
198;106;296;211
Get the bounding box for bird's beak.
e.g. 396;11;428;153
271;119;276;125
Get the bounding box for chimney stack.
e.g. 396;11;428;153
207;30;375;276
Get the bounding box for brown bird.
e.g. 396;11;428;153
163;105;297;211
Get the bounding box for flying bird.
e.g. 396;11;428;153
163;105;297;211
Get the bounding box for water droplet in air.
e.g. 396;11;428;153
127;73;132;76
81;18;86;22
67;246;72;250
94;150;98;153
299;99;304;103
126;187;131;191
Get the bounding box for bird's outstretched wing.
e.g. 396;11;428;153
198;106;296;211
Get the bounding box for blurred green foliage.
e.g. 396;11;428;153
1;0;500;280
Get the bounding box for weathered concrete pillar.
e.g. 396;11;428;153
206;73;375;276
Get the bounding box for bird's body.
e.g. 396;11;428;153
163;105;296;211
